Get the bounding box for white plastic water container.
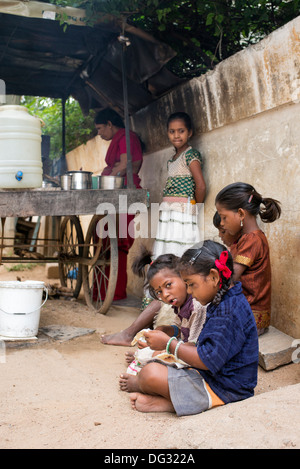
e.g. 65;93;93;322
0;281;48;338
0;105;43;188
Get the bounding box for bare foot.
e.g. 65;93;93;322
129;392;175;413
119;373;141;392
101;330;134;346
125;351;135;364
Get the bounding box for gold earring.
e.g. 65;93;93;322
240;220;243;227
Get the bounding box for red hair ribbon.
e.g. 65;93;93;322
215;251;232;288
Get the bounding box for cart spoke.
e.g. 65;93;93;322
59;216;83;298
82;215;118;314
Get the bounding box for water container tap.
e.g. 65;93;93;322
15;171;23;181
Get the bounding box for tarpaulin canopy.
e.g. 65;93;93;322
0;1;181;116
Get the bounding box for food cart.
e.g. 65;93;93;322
0;187;148;314
0;3;178;314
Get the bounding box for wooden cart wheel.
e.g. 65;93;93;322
82;215;118;314
59;216;84;298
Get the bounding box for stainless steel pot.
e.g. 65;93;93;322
43;180;58;189
97;175;125;190
67;171;92;190
60;174;72;190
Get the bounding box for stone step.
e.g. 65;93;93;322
258;326;299;371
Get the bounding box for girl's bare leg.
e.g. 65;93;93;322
101;300;161;346
119;373;141;392
120;360;168;394
128;362;175;413
130;393;175;413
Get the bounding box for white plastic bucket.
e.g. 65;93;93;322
0;105;42;188
0;281;48;338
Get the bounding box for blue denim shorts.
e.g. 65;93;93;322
168;367;212;417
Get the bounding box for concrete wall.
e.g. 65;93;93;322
130;16;300;338
66;17;300;337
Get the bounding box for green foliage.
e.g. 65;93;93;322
48;0;300;77
20;96;95;160
18;0;299;154
5;263;38;272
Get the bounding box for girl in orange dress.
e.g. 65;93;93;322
215;182;281;335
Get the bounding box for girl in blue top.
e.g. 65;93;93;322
129;240;258;416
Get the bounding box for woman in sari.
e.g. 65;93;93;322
95;108;143;300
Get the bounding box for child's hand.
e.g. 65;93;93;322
144;330;170;351
137;339;148;349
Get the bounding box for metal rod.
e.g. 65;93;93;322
29;216;41;252
120;41;134;189
62;97;66;158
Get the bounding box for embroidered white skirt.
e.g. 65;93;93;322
153;204;202;259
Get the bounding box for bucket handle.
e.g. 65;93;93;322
0;286;48;316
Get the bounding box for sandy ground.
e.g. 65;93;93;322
0;264;299;450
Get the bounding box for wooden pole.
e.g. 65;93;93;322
120;37;134;189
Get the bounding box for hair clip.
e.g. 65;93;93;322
248;189;255;203
189;249;202;265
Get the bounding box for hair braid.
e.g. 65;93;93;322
215;182;281;223
212;275;231;306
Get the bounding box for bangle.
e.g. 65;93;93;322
171;325;179;338
166;336;177;354
174;340;183;360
